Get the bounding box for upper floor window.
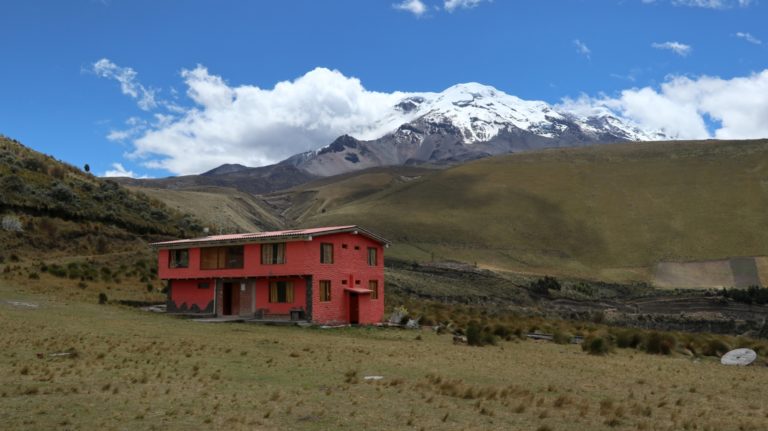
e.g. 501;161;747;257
261;243;286;265
367;247;378;266
320;243;334;264
169;249;189;268
200;246;243;270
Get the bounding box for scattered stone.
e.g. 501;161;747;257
363;376;384;381
405;318;420;329
453;334;468;345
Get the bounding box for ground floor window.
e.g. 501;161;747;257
269;281;294;303
319;280;331;302
369;280;379;299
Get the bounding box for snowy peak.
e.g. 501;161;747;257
375;83;666;144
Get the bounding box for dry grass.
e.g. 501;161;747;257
3;280;768;430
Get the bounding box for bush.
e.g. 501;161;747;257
552;330;570;345
465;321;496;346
644;332;676;355
582;335;613;355
28;272;39;280
702;338;730;357
529;276;561;296
98;292;108;304
615;330;643;349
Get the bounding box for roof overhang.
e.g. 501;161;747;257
150;225;391;250
344;287;373;294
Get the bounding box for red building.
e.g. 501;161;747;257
151;225;388;325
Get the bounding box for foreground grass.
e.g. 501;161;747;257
2;282;768;430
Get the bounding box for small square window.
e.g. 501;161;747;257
197;282;209;289
342;244;348;249
354;245;360;250
341;279;348;285
355;280;360;285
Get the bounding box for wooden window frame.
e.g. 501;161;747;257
261;243;286;265
169;249;189;268
367;247;378;266
200;246;244;270
369;280;379;300
268;281;294;303
319;280;331;302
320;243;334;264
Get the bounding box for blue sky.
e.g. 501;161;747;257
1;0;766;177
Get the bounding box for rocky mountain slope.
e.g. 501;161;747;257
285;83;667;176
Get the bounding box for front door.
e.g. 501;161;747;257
349;294;360;324
222;282;239;316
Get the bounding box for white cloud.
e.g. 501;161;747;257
103;162;149;178
393;0;427;16
557;70;768;140
444;0;487;12
670;0;751;8
573;39;591;59
652;41;692;56
92;58;157;111
736;32;762;45
128;66;413;175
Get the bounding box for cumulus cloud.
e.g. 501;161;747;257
103;162;149;178
92;59;157;110
736;32;762;45
573;39;591;59
393;0;427;16
128;67;413;175
444;0;487;12
557;70;768;140
652;41;692;56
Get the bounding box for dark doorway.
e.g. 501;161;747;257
349;294;360;324
222;282;240;316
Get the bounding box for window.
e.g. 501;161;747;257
367;247;378;266
269;281;294;303
319;280;331;302
197;282;210;289
369;280;379;300
200;246;244;269
169;249;189;268
354;245;360;250
341;279;348;285
320;243;334;264
355;280;360;285
261;243;286;265
342;244;348;249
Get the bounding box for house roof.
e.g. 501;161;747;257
151;225;390;249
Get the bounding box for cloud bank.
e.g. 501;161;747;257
558;70;768;140
652;41;692;56
95;59;768;175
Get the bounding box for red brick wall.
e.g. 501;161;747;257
169;278;215;312
158;232;385;324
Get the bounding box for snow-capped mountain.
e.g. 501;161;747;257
283;82;667;177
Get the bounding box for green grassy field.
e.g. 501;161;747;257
3;279;768;431
294;139;768;283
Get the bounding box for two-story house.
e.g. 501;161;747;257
151;225;388;325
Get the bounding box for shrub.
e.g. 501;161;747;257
615;330;643;349
529;276;561;296
702;338;730;357
552;330;570;345
644;332;676;355
49;182;76;203
98;292;108;304
582;335;613;355
28;272;39;280
466;321;496;346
